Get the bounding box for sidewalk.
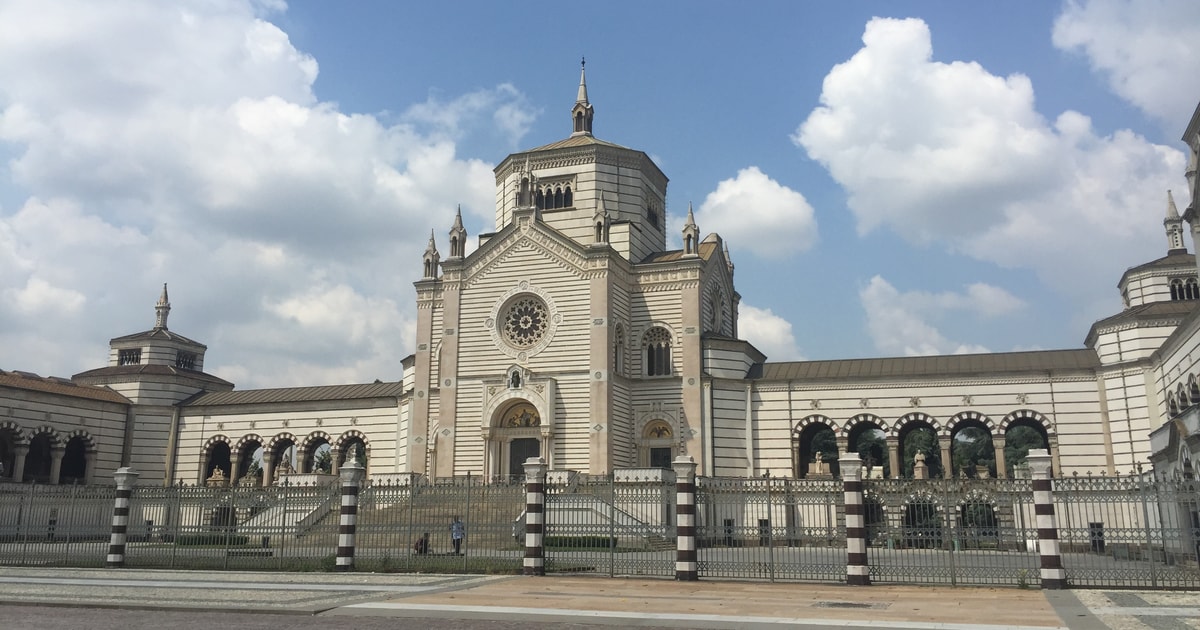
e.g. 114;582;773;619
1;567;1198;629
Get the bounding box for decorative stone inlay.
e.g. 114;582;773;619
249;421;256;429
592;423;604;432
282;419;289;428
962;395;974;405
316;418;323;426
859;398;870;408
909;397;921;407
810;400;821;409
217;422;225;431
350;417;358;425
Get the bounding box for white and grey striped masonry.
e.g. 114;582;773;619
839;452;870;585
106;467;139;568
1026;449;1066;589
522;457;547;576
334;455;366;572
672;456;698;581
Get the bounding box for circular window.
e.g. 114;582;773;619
502;296;549;348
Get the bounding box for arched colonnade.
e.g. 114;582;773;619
791;409;1057;480
0;421;96;484
199;430;369;487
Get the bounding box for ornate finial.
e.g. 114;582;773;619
154;283;171;330
685;202;696;226
452;204;464;230
581;56;585;70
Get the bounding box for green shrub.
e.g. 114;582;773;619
174;533;250;546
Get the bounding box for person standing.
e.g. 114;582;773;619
449;515;465;555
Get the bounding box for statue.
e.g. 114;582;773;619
205;467;227;487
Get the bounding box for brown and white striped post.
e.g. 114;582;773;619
1027;449;1066;589
522;457;547;576
839;452;870;585
106;467;139;568
672;455;698;581
334;453;365;572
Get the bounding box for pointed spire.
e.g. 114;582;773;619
449;205;467;258
1165;189;1187;254
154;283;171;330
593;190;609;244
576;56;589;105
723;240;734;273
422;230;441;279
682;202;699;256
571;57;595;137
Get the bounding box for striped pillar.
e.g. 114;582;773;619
838;452;870;585
334;456;365;572
672;455;698;581
522;457;547;576
1027;449;1066;589
106;467;139;568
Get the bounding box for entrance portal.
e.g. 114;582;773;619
509;438;539;477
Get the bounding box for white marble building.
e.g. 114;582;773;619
2;70;1199;487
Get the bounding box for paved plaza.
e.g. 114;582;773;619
0;567;1198;629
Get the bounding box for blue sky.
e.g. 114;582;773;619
1;0;1198;388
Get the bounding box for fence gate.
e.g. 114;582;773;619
1054;475;1200;589
695;477;847;582
544;471;675;577
863;478;1040;586
0;482;113;567
121;481;340;570
355;475;525;574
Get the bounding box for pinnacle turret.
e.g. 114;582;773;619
1166;189;1187;254
571;57;594;137
154;283;170;330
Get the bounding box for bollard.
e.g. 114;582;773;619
839;452;870;585
1027;449;1066;589
522;457;547;576
334;453;365;572
672;456;698;581
106;467;139;568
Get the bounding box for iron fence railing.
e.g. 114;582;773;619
1;472;1197;589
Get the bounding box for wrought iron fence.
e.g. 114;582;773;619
355;474;525;574
0;481;114;568
696;477;846;582
862;477;1040;587
543;470;676;577
1054;474;1200;589
2;471;1197;589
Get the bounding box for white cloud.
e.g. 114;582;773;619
693;167;817;260
858;276;1022;356
795;17;1185;306
0;0;537;386
738;303;804;361
1053;0;1200;127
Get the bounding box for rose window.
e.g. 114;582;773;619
502;296;548;348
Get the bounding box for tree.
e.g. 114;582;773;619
952;427;995;478
809;427;838;463
1004;426;1046;476
313;445;332;473
856;429;890;478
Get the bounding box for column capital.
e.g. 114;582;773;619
113;467;139;490
838;452;863;481
671;455;697;480
1026;448;1053;479
522;457;547;479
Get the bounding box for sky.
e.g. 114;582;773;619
1;0;1199;389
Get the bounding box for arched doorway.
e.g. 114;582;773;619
795;421;839;478
1003;424;1049;477
0;425;19;480
233;436;263;486
490;400;542;479
898;421;942;479
847;422;887;478
638;419;676;468
60;435;89;484
203;439;231;484
23;432;55;483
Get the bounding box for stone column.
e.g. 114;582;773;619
1027;449;1066;589
49;446;65;485
672;455;698;581
993;436;1007;479
12;444;28;483
106;467;139;568
839;452;870;585
886;438;900;479
228;453;241;487
940;442;953;480
262;451;275;487
522;457;547;576
334;454;365;572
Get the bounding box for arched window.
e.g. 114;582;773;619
535;189;545;209
1187;278;1199;300
564;186;573;207
643;327;672;376
646;204;659;228
574;112;584;133
613;325;625;376
553;187;564;208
